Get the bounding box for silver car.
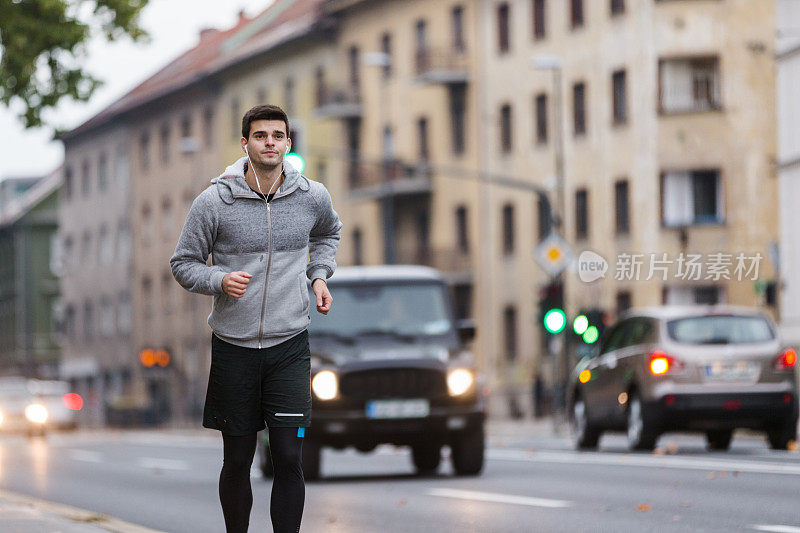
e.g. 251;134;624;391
569;306;798;451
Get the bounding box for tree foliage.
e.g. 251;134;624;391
0;0;149;129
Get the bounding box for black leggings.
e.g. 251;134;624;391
219;428;305;533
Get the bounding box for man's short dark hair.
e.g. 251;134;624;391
241;104;290;140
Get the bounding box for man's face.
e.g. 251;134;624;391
241;119;291;168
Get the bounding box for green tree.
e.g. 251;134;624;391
0;0;149;129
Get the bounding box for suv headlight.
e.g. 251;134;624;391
25;404;48;424
312;370;338;400
447;368;474;396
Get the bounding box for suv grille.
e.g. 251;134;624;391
340;368;447;399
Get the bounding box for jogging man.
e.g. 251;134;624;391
170;104;342;532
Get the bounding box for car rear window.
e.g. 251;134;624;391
666;315;775;344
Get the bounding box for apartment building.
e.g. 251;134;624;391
58;14;252;424
473;0;779;412
778;0;800;343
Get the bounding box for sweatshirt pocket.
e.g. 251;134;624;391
208;252;263;340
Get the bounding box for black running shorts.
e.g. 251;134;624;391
203;329;312;436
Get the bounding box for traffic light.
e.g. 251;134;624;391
572;309;609;344
285;152;305;173
538;281;564;335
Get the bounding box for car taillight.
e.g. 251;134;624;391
774;349;797;371
650;351;682;375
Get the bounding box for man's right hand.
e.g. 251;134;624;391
222;271;253;298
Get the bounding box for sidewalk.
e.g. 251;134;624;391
0;490;164;533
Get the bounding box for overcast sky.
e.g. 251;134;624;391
0;0;274;180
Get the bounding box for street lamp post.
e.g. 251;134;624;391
532;55;569;417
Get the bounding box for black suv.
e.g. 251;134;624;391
259;265;486;479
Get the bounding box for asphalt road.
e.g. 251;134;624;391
0;427;798;532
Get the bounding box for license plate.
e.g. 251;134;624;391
365;399;430;419
704;361;759;381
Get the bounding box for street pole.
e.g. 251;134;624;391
533;56;568;419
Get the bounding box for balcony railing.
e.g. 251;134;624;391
414;47;470;84
348;158;433;199
314;84;362;119
396;247;472;273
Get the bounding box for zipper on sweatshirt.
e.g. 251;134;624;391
257;200;273;349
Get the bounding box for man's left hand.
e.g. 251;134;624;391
312;279;332;314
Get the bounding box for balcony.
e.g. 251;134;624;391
396;247;472;278
414;47;470;85
348;158;433;200
314;84;362;119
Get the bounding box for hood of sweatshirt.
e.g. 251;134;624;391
210;156;310;205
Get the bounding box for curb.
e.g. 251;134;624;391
0;489;166;533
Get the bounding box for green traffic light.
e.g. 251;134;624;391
285;152;305;173
543;308;566;334
583;325;599;344
573;314;588;335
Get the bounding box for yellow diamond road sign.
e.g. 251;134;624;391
535;233;573;276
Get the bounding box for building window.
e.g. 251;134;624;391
82;230;93;264
142;276;152;319
162;271;174;314
315;66;325;107
615;179;630;234
533;0;546;40
140;131;151;172
415;20;428;73
418;117;429;162
612;69;627;124
659;57;720;113
231;97;240;140
535;93;548;144
572;82;586;136
456;205;469;253
349;46;360;88
83;300;94;342
663;285;724;306
64;304;76;341
611;0;624;16
63;166;73;200
352;228;363;265
81;159;91;197
162;198;174;239
575;188;588;239
99;224;113;264
571;0;584;28
453;283;472;320
285;77;295;116
503;305;517;360
500;103;513;153
180;114;194;155
380;33;392;79
256;87;267;104
502;203;515;255
346;118;361;187
97;153;108;192
450;85;466;155
160;123;170;164
661;170;723;226
616;291;631;316
537;195;551;239
117;292;131;335
452;5;465;53
141;202;154;245
417;210;430;256
497;3;510;53
100;297;114;337
203;106;214;147
117;221;131;261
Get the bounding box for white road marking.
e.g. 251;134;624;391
428;488;572;508
137;458;189;471
488;448;800;476
67;450;103;463
752;526;800;533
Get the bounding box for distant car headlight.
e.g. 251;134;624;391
25;404;48;424
0;410;4;426
312;370;338;400
447;368;474;396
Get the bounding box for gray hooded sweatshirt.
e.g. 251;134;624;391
170;156;342;349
